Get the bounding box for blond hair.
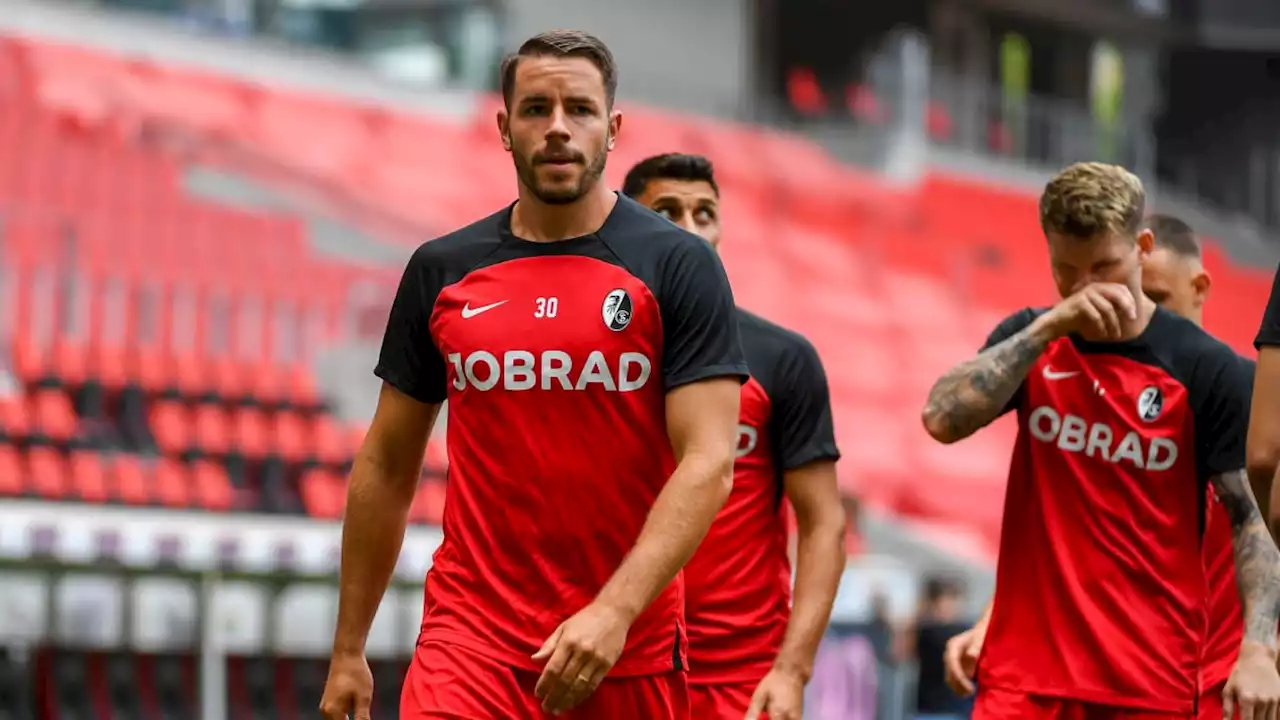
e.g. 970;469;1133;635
1039;162;1146;239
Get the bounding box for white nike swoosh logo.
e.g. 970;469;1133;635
1042;367;1079;380
461;300;508;319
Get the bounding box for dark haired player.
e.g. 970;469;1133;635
318;31;748;720
624;154;846;720
921;163;1280;719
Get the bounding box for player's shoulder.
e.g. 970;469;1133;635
737;308;820;360
409;207;507;273
601;194;717;262
1148;308;1244;382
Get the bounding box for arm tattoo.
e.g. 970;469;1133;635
921;328;1048;443
1214;468;1280;648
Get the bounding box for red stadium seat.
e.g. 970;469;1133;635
299;468;343;519
26;446;68;499
191;459;234;511
149;401;191;456
31;389;77;443
192;405;229;456
271;411;309;463
310;415;347;465
153;458;190;508
0;445;23;495
110;454;152;505
68;451;109;504
229;408;270;459
0;393;28;439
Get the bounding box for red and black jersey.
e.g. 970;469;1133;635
374;196;749;676
1200;355;1253;693
683;309;840;684
976;306;1250;713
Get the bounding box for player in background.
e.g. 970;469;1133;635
920;162;1280;719
319;31;749;720
943;214;1256;720
623;153;846;720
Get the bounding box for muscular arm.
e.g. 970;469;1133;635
1248;349;1280;539
331;383;440;655
594;377;741;622
1212;468;1280;652
775;460;846;681
921;315;1055;444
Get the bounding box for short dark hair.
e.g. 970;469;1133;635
1143;214;1201;259
621;153;720;199
500;30;617;109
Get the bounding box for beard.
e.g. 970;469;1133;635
512;144;608;205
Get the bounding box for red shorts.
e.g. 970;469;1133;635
689;681;766;720
1198;681;1224;720
974;686;1192;720
400;641;689;719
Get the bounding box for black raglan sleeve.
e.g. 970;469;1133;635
1255;264;1280;348
978;307;1044;417
1191;343;1252;480
659;237;749;390
373;243;449;404
769;337;841;471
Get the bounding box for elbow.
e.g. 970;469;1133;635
699;447;735;510
921;409;962;445
1246;445;1280;491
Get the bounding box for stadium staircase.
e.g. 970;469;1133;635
0;34;1274;561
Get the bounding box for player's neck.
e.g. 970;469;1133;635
1124;294;1160;339
511;186;618;243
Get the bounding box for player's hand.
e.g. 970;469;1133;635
1040;283;1137;341
1224;642;1280;720
319;651;374;720
745;666;805;720
532;601;630;714
943;623;986;697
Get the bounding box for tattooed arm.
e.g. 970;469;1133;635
921;310;1058;444
1214;468;1280;649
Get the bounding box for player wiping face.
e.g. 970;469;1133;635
922;162;1280;720
942;213;1252;720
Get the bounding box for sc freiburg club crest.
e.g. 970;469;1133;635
602;289;632;331
1137;386;1164;422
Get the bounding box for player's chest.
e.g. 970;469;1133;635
430;262;661;393
735;376;772;463
1023;347;1189;472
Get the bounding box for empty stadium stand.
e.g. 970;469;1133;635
0;33;1274;561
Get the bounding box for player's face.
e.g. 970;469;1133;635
633;179;722;247
498;56;620;205
1046;228;1152;299
1142;247;1210;325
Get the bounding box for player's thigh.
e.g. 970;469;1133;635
400;641;540;720
688;681;757;720
566;672;690;720
973;686;1068;720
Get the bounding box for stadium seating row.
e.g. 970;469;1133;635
1;33;1275;558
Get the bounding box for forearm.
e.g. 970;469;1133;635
921;317;1054;443
595;453;733;622
1215;469;1280;650
774;513;846;681
331;455;419;655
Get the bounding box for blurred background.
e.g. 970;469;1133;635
0;0;1275;717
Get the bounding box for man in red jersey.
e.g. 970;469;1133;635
623;153;847;720
944;214;1257;720
920;162;1280;719
1249;263;1280;558
318;30;749;720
